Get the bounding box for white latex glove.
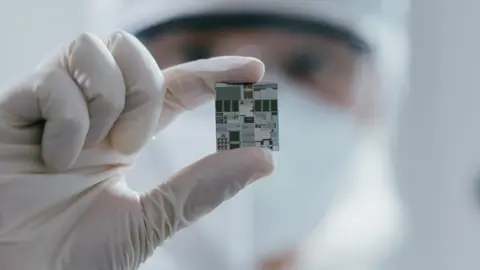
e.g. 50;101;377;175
0;31;274;270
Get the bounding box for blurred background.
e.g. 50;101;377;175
0;0;86;84
1;0;480;270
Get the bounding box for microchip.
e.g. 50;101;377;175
215;82;279;151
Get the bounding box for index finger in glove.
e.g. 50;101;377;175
107;31;165;155
138;147;274;248
64;33;126;148
157;56;265;131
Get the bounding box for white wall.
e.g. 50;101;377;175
0;0;87;84
387;0;480;269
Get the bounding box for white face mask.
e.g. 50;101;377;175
131;74;363;269
244;75;362;259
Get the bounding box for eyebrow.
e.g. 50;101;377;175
134;12;372;54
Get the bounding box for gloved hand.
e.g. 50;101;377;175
0;31;274;270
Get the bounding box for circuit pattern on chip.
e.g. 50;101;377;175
215;82;279;151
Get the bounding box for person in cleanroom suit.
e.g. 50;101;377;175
0;0;408;269
87;0;407;269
